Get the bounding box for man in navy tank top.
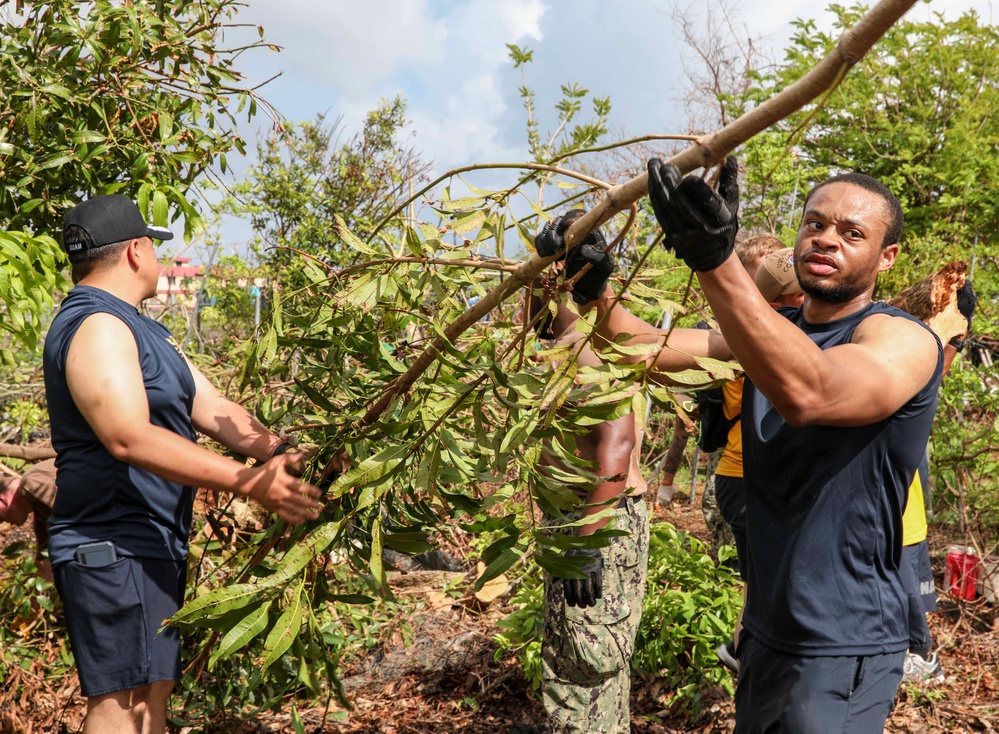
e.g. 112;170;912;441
568;158;941;732
43;195;324;734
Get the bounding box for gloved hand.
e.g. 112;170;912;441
647;156;740;272
950;279;977;352
564;241;615;305
535;209;606;259
562;547;604;608
957;280;977;332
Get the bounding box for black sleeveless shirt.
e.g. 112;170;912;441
43;286;197;566
741;301;942;656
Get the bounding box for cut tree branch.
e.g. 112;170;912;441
0;443;56;461
354;0;919;432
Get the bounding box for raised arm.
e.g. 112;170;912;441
645;157;940;427
696;255;939;426
585;287;733;383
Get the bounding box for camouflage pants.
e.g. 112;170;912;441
699;449;736;553
542;497;650;734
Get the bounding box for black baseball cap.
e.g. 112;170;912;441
63;194;174;254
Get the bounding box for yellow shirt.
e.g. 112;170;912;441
901;470;928;546
715;377;743;478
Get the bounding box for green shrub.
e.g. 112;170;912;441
634;523;743;715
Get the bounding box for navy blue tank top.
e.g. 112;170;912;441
43;286;197;566
741;301;942;656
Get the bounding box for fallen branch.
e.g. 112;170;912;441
0;443;56;461
355;0;920;432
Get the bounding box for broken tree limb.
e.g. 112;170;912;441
0;443;56;461
355;0;919;431
889;260;970;344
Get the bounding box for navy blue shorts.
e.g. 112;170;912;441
714;475;748;579
902;540;937;613
54;556;186;697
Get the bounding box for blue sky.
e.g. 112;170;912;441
200;0;996;259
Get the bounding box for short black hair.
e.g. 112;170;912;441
64;224;129;281
803;173;903;248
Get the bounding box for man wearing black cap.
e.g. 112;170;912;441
43;195;324;734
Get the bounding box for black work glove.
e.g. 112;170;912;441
647;156;740;272
535;209;606;259
950;279;977;352
564;242;615;305
957;280;977;332
562;547;604;608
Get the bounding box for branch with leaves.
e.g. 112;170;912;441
355;0;920;432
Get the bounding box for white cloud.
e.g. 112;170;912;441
240;0;448;96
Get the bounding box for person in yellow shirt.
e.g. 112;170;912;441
899;282;975;684
899;459;942;682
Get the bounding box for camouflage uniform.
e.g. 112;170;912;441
542;496;650;734
699;448;736;553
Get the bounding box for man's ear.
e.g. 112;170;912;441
124;237;145;270
878;243;899;273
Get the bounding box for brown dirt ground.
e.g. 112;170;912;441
2;498;996;733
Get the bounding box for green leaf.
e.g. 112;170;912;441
35;152;75;171
70;130;106;144
370;513;385;587
209;600;272;667
448;209;487;235
474;548;519;591
171;583;265;624
383;530;433;555
329;594;376;605
265;520;344;587
40;83;72;100
294;377;340;413
333;214;378;255
262;585;303;668
152;190;168;229
326;444;410;499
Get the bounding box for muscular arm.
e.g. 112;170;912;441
65;314;321;523
696;254;940;426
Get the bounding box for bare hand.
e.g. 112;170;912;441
245;452;323;525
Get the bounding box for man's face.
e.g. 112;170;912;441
793;182;898;304
0;478;30;526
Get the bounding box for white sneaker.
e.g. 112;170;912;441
902;652;944;684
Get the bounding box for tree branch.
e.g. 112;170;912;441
0;443;56;461
354;0;920;432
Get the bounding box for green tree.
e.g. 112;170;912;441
226;98;431;278
0;0;272;355
735;5;999;304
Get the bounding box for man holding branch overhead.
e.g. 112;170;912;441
556;158;941;731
